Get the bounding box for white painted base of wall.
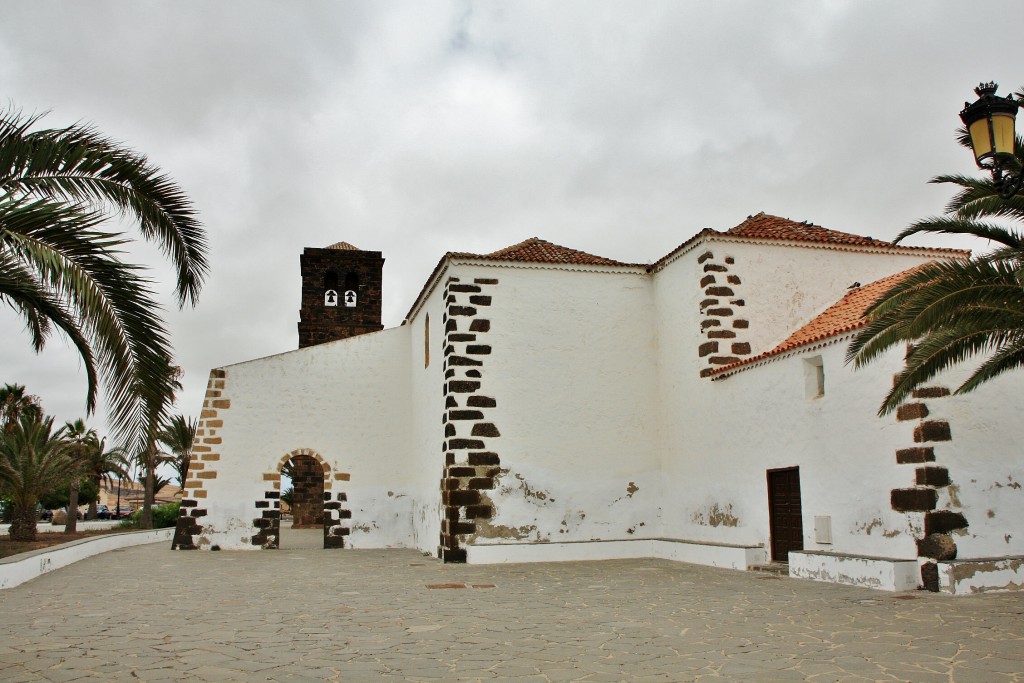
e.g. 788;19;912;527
0;529;174;590
788;551;920;592
938;557;1024;595
467;538;767;570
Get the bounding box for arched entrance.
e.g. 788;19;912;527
252;448;351;549
284;454;325;528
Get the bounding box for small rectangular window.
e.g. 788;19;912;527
424;314;430;368
804;356;824;399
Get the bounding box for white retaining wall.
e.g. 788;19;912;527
0;529;174;589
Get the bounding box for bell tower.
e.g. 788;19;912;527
297;241;384;348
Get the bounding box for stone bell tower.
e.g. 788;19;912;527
297;241;384;348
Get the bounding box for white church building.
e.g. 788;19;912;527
173;213;1024;595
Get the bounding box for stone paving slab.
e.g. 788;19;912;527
0;538;1022;682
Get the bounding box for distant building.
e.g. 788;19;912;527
98;480;182;510
174;213;1023;595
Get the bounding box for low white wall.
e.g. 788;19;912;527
938;557;1024;595
789;551;920;592
467;537;766;570
0;529;174;590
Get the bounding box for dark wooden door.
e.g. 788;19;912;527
767;467;804;562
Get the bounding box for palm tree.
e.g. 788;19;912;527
0;108;209;455
135;362;181;529
849;88;1024;414
0;383;43;432
60;418;95;533
0;416;77;541
82;435;126;519
158;414;196;488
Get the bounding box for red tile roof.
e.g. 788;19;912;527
450;237;635;267
708;268;920;378
326;241;359;251
403;215;970;324
725;212;885;247
651;213;968;271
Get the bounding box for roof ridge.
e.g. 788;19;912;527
487;236;546;257
325;241;359;251
452;236;632;267
725;213;885;246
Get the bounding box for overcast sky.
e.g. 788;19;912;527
2;1;1023;444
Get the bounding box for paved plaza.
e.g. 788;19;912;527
1;530;1022;682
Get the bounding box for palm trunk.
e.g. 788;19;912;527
87;476;99;519
10;504;37;542
140;449;155;529
64;479;79;533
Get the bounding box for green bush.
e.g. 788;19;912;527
153;501;180;528
118;501;180;529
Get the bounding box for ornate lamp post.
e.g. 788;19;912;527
960;82;1022;199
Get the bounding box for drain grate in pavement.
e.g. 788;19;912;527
893;594;918;600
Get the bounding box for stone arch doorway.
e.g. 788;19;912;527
252;448;351;550
283;454;325;529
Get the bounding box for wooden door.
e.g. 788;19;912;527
767;467;804;562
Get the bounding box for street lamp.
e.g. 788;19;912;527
960;82;1022;199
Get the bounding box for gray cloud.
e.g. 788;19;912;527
1;0;1022;440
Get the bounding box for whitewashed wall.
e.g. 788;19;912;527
193;327;414;550
652;238;926;476
676;339;919;558
658;240;951;354
405;272;449;555
693;342;1024;565
450;263;665;546
651;235;1024;565
915;364;1024;559
651;239;952;553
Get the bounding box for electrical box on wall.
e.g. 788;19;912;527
814;515;832;544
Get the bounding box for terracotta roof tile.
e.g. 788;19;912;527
326;241;359;251
725;212;885;247
709;267;920;377
651;213;968;271
451;237;632;266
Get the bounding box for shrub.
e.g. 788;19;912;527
153;501;180;528
118;501;180;529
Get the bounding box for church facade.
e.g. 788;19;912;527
173;213;1024;595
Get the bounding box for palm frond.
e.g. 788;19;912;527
2;194;174;453
849;256;1024;413
0;109;208;307
894;216;1024;249
957;342;1024;394
0;254;99;411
